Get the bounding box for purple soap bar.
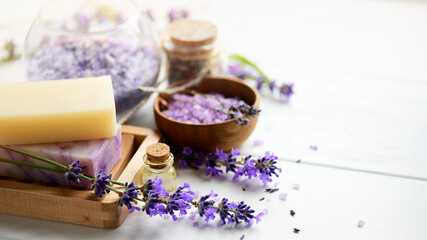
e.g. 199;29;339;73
0;126;122;188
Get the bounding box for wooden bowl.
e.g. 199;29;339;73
154;76;260;152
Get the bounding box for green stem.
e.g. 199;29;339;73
83;173;124;186
229;53;271;83
0;144;68;170
0;158;66;173
77;173;93;182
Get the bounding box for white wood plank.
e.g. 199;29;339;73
239;72;427;179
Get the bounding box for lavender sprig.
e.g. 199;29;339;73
179;147;281;184
228;54;294;101
0;145;263;226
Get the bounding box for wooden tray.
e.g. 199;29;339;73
0;125;161;228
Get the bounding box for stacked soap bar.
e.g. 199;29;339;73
0;76;122;187
0;76;117;145
0;126;122;187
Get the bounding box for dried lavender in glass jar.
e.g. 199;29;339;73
162;19;224;83
25;0;161;114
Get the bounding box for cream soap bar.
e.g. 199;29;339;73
0;126;122;187
0;76;116;145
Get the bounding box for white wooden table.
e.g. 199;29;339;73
1;0;427;239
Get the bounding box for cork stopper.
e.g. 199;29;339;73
169;19;217;47
146;143;170;164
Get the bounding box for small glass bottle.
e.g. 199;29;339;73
142;143;177;193
162;18;225;83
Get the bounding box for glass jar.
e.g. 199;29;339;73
162;19;225;83
142;152;177;193
24;0;161;116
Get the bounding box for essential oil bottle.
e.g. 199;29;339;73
142;143;177;193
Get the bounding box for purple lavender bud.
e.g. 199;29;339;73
91;170;112;197
117;182;140;210
215;148;228;161
256;76;264;90
168;8;190;22
227;61;242;76
65;160;86;184
145;9;154;21
279;82;294;99
230;148;240;156
183;146;193;155
269;80;277;92
178;159;188;168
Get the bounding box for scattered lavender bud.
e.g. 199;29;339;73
292;184;300;190
290;210;295;216
358;220;365;228
278;193;287;201
262;209;269;215
189;211;197;220
296;159;301;163
253;140;264;146
309;145;318;151
265;188;279;194
240;234;245;240
259;197;265;201
293;228;300;233
193;222;200;227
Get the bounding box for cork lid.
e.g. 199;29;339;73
146;143;170;164
168;19;218;47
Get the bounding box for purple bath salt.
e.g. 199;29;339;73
0;126;122;188
161;93;247;124
27;39;161;113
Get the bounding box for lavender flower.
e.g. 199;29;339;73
179;147;280;184
233;201;256;224
145;9;154;21
64;160;86;184
141;176;169;198
218;198;236;224
280;82;294;99
165;183;194;220
117;182;140;210
228;54;294;101
183;146;193;155
91;170;112;197
168;8;190;22
197;191;217;219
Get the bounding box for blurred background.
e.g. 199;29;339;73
2;0;427;82
0;0;426;179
